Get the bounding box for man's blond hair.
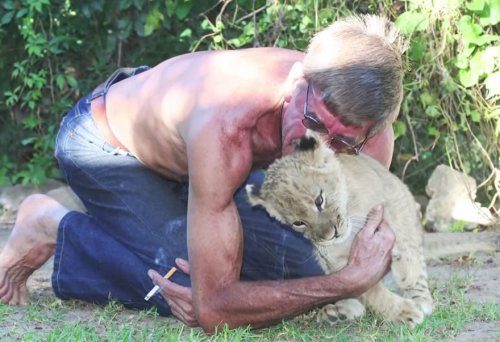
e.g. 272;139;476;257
303;15;407;134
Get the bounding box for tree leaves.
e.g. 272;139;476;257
395;11;429;35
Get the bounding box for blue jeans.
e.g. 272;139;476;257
53;68;323;316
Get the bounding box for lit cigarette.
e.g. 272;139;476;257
144;267;177;301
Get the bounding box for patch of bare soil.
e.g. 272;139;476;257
428;252;500;341
455;321;499;342
428;253;499;304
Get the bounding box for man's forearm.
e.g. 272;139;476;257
196;267;362;332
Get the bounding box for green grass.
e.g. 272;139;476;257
1;272;498;341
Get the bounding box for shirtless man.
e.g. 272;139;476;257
0;15;403;333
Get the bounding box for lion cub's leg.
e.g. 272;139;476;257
360;282;424;328
316;298;365;325
392;246;434;315
402;253;434;315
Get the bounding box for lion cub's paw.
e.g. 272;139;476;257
316;299;365;325
389;299;424;328
413;295;434;316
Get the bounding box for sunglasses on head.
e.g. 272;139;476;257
301;84;369;155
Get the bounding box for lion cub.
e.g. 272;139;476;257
246;132;434;327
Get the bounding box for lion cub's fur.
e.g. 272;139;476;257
246;132;434;327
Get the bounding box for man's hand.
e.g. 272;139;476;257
344;204;395;296
148;258;197;326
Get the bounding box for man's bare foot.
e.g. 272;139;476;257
0;194;69;305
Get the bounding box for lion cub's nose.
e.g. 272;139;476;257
317;226;337;241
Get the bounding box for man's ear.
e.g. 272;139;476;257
283;62;305;103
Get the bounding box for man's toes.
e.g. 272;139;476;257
9;287;20;305
0;272;9;296
7;289;17;305
0;282;8;298
18;285;28;305
1;281;16;304
1;289;12;304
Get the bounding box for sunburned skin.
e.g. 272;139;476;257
105;49;298;180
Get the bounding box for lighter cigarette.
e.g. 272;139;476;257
144;266;177;301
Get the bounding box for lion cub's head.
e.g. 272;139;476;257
246;131;351;245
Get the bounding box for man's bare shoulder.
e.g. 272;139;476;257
158;47;303;66
153;48;303;84
107;48;298;180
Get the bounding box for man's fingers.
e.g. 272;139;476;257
175;258;190;274
169;300;197;326
147;270;165;286
147;268;192;299
147;269;191;299
360;204;384;236
173;310;198;327
376;220;396;246
168;296;194;317
147;268;197;326
172;297;195;318
166;292;197;327
163;279;192;299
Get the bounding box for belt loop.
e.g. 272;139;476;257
89;83;105;101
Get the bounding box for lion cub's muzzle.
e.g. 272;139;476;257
311;224;351;245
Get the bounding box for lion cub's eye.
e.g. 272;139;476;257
315;191;325;211
293;221;307;229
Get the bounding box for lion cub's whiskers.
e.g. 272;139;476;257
348;215;381;231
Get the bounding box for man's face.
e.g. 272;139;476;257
281;82;372;156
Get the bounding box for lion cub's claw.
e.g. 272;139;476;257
390;299;424;328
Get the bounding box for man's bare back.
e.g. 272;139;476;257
105;48;302;180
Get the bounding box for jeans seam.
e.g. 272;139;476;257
56;125;73;181
54;212;69;297
65;94;112;138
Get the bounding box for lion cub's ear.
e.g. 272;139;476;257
245;184;285;222
245;184;269;209
296;129;321;151
297;130;335;168
296;133;318;151
245;184;260;204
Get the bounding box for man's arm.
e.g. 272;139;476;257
156;122;394;333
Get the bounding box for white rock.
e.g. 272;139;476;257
424;165;497;232
0;181;85;226
45;186;85;212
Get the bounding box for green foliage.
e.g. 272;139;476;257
0;0;208;186
450;220;468;232
0;0;498;208
393;0;499;207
